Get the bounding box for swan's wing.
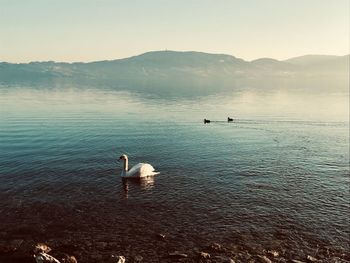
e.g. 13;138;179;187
127;163;144;177
140;163;159;177
126;163;158;177
125;163;142;177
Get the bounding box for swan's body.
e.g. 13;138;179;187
119;154;159;178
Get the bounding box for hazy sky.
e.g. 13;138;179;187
0;0;349;62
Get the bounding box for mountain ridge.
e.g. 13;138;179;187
1;50;348;65
0;50;348;96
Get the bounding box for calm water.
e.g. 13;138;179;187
0;88;349;260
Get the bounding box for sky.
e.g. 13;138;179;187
0;0;349;63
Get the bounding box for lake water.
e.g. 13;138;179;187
0;88;349;262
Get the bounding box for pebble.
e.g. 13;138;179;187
60;254;78;263
157;233;166;240
257;255;272;263
209;242;223;252
168;251;188;258
199;251;210;259
267;250;279;257
35;252;61;263
110;255;125;263
307;255;317;262
0;237;345;263
34;243;52;254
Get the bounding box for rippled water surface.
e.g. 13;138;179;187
0;88;349;261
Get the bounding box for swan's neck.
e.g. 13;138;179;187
123;158;129;172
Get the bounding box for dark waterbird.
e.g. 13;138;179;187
203;119;211;124
203;117;235;124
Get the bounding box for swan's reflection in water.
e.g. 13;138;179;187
122;176;155;197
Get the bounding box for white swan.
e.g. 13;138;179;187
119;154;159;178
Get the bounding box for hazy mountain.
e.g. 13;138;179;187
251;58;296;71
0;51;348;96
284;54;349;72
284;55;340;65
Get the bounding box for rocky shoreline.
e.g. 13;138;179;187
0;236;349;263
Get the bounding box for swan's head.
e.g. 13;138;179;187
119;154;128;161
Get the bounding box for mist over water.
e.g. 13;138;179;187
1;87;348;121
0;87;349;261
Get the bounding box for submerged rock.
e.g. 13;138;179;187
157;233;166;240
168;251;188;258
198;251;210;259
117;256;126;263
209;242;223;252
35;252;61;263
257;255;272;263
267;250;279;257
34;243;52;254
110;255;125;263
307;255;317;262
60;254;78;263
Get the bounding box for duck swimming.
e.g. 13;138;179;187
203;118;211;124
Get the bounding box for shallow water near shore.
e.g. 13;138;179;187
0;88;349;262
